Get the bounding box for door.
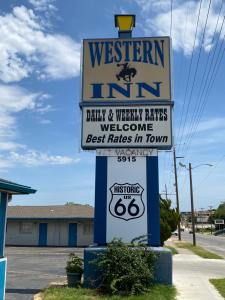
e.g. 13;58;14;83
39;223;48;246
68;223;77;247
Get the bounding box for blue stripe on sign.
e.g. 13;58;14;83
147;156;160;246
94;156;107;245
0;193;7;257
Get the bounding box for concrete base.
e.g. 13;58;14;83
0;258;7;300
83;246;172;288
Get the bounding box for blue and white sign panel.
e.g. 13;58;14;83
82;37;171;101
94;149;160;245
106;156;147;242
82;105;172;149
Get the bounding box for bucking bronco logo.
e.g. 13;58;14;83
109;183;145;221
116;63;137;82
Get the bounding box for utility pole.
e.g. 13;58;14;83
173;148;181;241
165;184;168;200
189;163;196;246
208;205;213;235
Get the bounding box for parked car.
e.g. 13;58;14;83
172;231;178;236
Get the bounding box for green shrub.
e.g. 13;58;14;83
65;253;83;274
160;197;180;245
93;238;156;296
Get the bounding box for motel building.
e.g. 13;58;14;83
5;204;94;247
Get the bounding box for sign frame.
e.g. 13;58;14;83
81;102;173;150
81;36;172;103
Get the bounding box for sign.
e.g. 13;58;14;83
214;219;224;225
82;37;171;101
96;148;157;156
81;105;172;149
109;183;145;221
106;156;148;242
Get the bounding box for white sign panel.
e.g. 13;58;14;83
214;219;224;225
96;148;157;156
82;105;172;149
106;156;148;243
82;37;171;101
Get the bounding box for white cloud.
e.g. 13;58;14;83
39;119;51;124
28;0;56;12
134;0;225;55
177;117;225;145
0;150;79;169
8;150;80;166
0;84;77;168
197;117;225;132
0;5;80;82
0;84;51;150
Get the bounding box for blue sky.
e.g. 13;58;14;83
1;0;225;212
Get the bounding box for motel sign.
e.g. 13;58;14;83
82;37;171;101
80;15;173;245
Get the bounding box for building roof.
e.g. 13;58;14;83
0;178;36;195
7;204;94;220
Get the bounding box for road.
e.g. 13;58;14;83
5;247;84;300
181;231;225;258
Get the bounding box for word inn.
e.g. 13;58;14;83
91;82;162;99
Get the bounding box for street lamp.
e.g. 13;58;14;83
179;162;212;246
208;205;213;235
114;15;136;38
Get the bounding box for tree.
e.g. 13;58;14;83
160;196;179;245
213;203;225;220
211;203;225;230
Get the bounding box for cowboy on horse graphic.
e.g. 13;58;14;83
116;63;137;82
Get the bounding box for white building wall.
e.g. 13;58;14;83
77;220;94;246
47;221;68;246
6;221;38;246
6;219;94;247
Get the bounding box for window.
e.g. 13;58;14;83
20;222;33;234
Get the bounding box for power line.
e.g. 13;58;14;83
182;18;225;157
176;0;203;153
180;1;224;156
178;0;212;156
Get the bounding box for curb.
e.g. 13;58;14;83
33;293;43;300
33;280;67;300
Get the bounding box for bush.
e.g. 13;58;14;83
65;253;83;274
93;238;156;295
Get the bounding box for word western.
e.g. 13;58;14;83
85;108;168;122
88;39;165;68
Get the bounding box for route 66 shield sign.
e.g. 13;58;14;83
109;183;145;221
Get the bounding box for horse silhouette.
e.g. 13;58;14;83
116;63;137;82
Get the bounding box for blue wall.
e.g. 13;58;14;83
38;223;48;246
0;193;7;257
68;223;77;247
0;259;6;300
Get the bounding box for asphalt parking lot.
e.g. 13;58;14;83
5;246;84;300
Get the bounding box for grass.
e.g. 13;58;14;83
175;242;223;259
210;278;225;298
42;285;176;300
165;246;178;255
